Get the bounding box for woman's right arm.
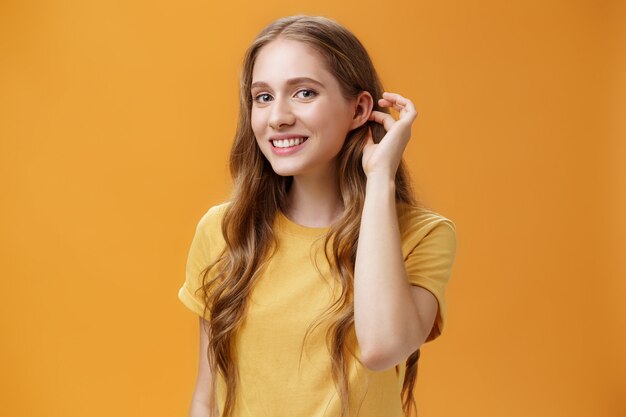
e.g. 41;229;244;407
188;317;218;417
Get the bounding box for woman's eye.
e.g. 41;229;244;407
297;89;317;99
253;89;317;103
253;93;272;103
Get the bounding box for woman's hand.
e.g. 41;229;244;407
362;91;418;180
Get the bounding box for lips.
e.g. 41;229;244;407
271;137;308;148
269;133;308;139
268;136;309;156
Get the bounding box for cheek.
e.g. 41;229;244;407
305;104;350;140
250;110;264;137
250;111;270;157
299;105;323;124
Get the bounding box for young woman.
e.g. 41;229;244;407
178;14;457;417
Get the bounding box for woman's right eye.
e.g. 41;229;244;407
253;93;272;103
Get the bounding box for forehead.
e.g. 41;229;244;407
252;39;333;86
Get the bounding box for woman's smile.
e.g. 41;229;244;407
270;136;309;155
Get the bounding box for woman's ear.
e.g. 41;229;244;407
350;91;374;130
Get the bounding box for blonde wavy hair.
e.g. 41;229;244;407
198;14;426;417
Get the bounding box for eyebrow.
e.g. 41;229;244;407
250;77;325;90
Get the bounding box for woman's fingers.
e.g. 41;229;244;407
363;93;417;176
379;92;417;118
368;110;396;132
382;91;411;107
369;92;418;134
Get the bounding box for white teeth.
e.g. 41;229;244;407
272;137;308;148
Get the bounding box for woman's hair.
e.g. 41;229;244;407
198;14;426;417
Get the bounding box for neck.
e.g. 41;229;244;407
284;167;343;228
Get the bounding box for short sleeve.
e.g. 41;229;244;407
404;218;457;343
177;204;227;319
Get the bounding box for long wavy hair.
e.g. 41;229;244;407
198;14;426;417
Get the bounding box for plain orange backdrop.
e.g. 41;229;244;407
1;1;624;416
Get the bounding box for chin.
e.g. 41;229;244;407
268;162;306;177
270;167;299;177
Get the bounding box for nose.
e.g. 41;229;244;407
268;95;296;129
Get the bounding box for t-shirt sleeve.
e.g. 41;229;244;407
177;206;224;320
404;218;457;343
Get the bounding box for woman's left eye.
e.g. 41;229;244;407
296;89;317;99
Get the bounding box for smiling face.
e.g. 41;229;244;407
250;39;360;178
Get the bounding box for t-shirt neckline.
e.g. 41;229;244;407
276;209;331;237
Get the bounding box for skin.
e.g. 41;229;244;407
249;39;438;371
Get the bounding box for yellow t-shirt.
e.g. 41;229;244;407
178;201;457;417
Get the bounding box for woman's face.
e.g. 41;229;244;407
250;39;360;179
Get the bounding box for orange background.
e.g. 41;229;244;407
1;1;624;416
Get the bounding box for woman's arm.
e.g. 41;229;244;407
187;317;218;417
354;176;438;372
354;92;438;372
